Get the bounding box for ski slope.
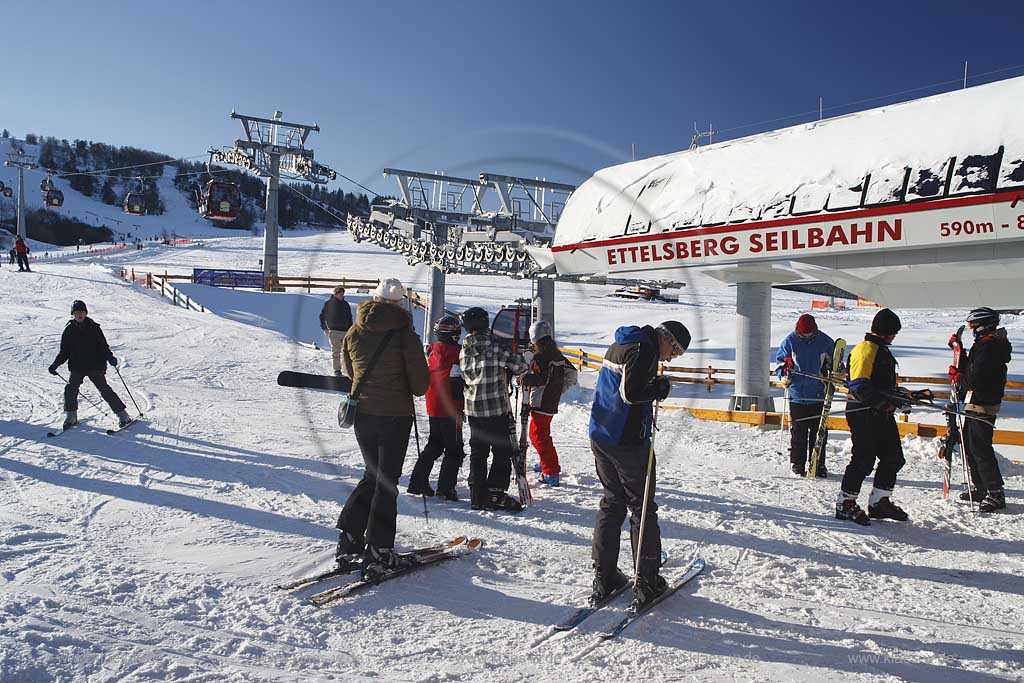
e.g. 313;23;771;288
1;232;1022;682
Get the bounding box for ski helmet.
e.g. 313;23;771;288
966;307;1000;330
434;314;462;342
529;320;553;343
461;307;489;334
70;300;88;315
871;308;901;336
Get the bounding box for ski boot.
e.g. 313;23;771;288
537;473;560;487
959;488;986;502
589;567;628;606
62;411;78;430
867;490;908;521
334;530;365;569
979;489;1006;513
362;545;416;582
474;491;523;513
434;489;459;502
630;573;668;612
406;481;435;497
115;410;132;428
532;463;543;473
790;463;805;477
835;492;870;526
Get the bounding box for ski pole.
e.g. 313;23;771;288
113;365;144;417
55;371;107;415
632;398;660;599
779;383;789;452
412;406;428;524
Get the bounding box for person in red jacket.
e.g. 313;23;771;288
407;315;466;501
521;320;573;487
14;237;31;272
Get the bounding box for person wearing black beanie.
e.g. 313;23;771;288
835;308;909;525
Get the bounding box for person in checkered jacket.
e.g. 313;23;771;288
459;307;530;512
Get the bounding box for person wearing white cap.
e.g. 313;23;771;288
334;277;430;579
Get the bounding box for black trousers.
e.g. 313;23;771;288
408;416;465;493
591;438;662;580
841;408;905;495
16;253;30;270
337;413;413;549
467;414;514;502
789;401;826;469
964;412;1004;492
65;371;126;413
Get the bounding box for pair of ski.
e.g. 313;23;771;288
806;338;847;479
276;536;483;607
47;416;142;438
553;558;705;640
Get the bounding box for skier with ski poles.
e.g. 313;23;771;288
406;315;466;501
519;320;576;487
48;300;133;430
589;320;690;609
949;307;1012;513
774;313;836;477
835;308;913;525
334;278;430;579
459;307;530;512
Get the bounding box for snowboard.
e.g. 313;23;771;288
277;371;352;393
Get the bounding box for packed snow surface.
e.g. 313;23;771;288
1;232;1023;682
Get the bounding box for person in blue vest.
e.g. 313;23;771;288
589;320;690;611
775;314;836;477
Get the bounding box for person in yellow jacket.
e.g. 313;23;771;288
836;308;910;526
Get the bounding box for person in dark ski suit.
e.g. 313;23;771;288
836;308;911;525
589;320;690;609
14;237;30;271
949;307;1012;513
48;300;132;429
334;278;430;579
407;315;466;501
775;313;836;476
520;320;572;487
459;307;530;512
319;286;353;377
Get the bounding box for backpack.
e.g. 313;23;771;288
558;360;578;396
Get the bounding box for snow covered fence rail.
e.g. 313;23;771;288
117;268;205;313
559;347;1024;446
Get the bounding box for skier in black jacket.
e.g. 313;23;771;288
319;286;353;377
48;300;131;429
949;307;1012;513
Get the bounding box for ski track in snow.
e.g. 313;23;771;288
1;231;1023;682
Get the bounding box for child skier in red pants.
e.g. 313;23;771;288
521;321;574;486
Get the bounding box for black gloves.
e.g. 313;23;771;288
48;364;59;376
653;375;672;401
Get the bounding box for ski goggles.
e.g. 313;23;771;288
658;326;687;358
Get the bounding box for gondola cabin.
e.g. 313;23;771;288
44;189;64;207
198;180;241;221
123;193;146;216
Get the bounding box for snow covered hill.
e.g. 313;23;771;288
1;232;1022;682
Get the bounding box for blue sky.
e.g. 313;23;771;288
4;1;1024;196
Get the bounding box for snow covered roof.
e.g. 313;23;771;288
553;76;1024;248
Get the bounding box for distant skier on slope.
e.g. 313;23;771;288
334;278;430;579
319;286;353;377
836;308;911;525
459;306;530;512
949;307;1012;513
14;237;30;271
589;320;689;609
48;300;132;429
406;315;466;501
519;320;574;487
775;313;836;477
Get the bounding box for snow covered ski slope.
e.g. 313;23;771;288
1;232;1022;682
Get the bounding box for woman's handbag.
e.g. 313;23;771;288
337;329;397;428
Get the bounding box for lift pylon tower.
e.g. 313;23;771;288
4;148;38;241
211;111;336;286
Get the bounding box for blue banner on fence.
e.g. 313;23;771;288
193;269;265;289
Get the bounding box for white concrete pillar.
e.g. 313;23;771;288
730;281;775;411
